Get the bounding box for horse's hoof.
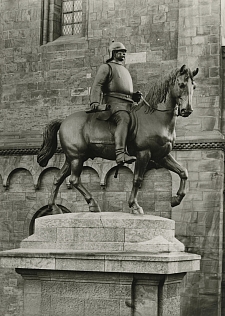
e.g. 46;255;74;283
89;199;101;212
52;205;63;215
171;196;181;207
89;205;101;212
130;205;144;215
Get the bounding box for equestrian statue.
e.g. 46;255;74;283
37;41;198;215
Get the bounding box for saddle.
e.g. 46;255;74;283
88;108;138;144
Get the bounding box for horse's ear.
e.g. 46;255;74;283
180;65;187;74
192;68;199;77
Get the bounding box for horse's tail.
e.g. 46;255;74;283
37;118;63;167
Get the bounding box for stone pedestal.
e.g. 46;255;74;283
0;212;200;316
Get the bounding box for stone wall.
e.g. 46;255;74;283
0;154;172;316
176;0;221;140
0;0;179;148
175;1;224;315
172;149;224;316
0;0;224;316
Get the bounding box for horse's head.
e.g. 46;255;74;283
172;65;198;117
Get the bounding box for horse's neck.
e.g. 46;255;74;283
137;93;177;124
153;91;175;110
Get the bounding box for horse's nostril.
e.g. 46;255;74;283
181;109;193;117
181;109;193;114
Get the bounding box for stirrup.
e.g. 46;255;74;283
114;165;120;178
116;151;136;165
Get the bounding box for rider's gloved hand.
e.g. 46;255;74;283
86;102;100;113
132;91;142;103
90;102;100;111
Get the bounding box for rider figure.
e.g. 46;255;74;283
89;41;142;165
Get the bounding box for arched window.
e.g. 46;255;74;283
41;0;87;45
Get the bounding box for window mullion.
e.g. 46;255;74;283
72;0;75;35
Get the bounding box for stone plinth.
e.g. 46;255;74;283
21;212;185;252
0;212;200;316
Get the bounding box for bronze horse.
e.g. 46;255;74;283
37;65;198;215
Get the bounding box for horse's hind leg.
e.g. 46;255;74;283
48;159;71;215
159;153;188;207
70;158;101;212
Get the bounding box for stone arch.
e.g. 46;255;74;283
80;166;101;187
140;167;172;217
4;167;34;190
37;166;61;191
102;163;134;187
29;205;71;235
105;165;134;187
1;154;43;189
0;173;3;187
23;198;73;237
84;160;102;177
103;165;134;212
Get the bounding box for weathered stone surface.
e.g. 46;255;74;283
20;212;181;253
0;209;200;316
0;248;200;275
34;212;175;229
124;236;184;252
0;211;200;276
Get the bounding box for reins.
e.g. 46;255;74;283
140;96;179;116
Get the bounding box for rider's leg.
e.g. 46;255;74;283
112;111;136;164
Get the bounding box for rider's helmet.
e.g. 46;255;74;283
107;41;126;62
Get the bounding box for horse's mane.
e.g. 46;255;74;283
138;67;182;113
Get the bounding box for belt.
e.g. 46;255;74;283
104;92;133;103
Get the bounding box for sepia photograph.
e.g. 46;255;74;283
0;0;222;315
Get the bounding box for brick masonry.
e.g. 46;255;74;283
0;0;224;315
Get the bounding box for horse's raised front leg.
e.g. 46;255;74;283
48;160;71;215
159;153;188;207
70;158;101;212
128;151;151;215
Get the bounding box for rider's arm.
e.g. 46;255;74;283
90;64;110;108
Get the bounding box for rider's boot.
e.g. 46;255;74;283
114;111;136;165
116;148;136;165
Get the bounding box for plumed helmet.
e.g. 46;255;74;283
108;41;126;60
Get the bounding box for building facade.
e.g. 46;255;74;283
0;0;225;315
